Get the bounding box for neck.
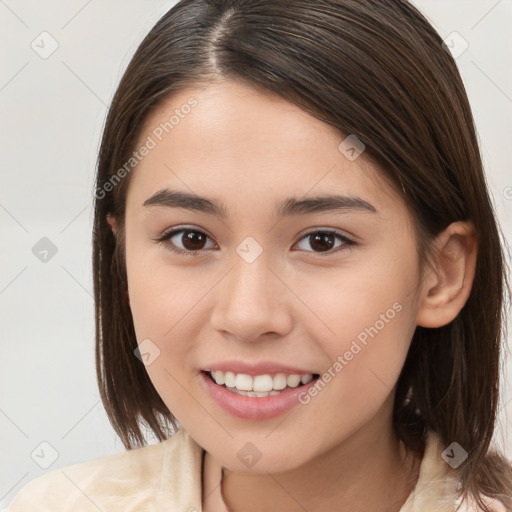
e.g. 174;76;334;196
220;407;421;512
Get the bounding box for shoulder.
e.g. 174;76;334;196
4;428;204;512
400;431;509;512
457;493;509;512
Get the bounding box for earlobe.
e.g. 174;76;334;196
416;221;478;328
106;213;119;238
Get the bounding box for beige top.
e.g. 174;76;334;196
5;428;507;511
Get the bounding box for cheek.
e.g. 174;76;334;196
293;251;418;416
124;227;202;340
128;268;202;341
124;232;203;392
295;247;417;345
123;238;231;422
125;251;204;419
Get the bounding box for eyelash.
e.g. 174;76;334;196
154;226;356;257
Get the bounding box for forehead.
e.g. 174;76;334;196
127;79;401;214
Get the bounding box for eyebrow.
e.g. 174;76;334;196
143;188;377;218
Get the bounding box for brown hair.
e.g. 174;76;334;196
92;0;512;508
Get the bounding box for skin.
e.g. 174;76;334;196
109;79;477;511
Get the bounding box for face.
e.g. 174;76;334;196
122;79;424;473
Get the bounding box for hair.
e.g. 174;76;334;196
92;0;512;509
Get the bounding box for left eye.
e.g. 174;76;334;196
156;228;355;256
295;230;355;255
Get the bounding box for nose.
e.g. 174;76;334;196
210;250;293;342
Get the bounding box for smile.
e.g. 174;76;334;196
206;370;317;397
200;370;321;420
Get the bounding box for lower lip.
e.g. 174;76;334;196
199;371;319;420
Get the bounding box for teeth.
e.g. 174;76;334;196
235;373;254;391
228;388;282;397
224;371;236;388
286;374;301;388
273;373;287;390
211;370;225;386
301;374;313;385
209;370;315;392
253;375;273;392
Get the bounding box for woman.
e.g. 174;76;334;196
7;1;512;510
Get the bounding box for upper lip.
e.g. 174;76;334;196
203;360;318;376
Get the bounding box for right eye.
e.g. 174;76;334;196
156;227;217;255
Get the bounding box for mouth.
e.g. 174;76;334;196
202;369;321;398
199;369;322;420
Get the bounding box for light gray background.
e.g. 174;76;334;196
1;0;511;508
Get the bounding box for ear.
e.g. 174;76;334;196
416;221;477;328
106;213;119;238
